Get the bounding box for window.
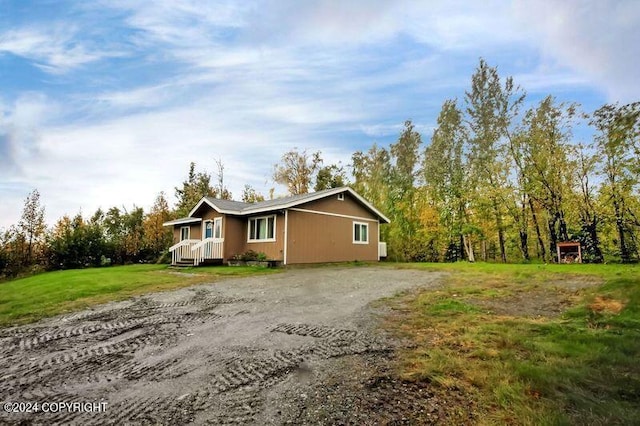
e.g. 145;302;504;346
248;215;276;242
213;217;222;239
353;222;368;244
337;193;344;201
180;226;190;241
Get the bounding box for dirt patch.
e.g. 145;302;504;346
0;267;445;425
589;295;625;314
467;276;603;318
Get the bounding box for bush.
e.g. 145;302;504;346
236;250;268;261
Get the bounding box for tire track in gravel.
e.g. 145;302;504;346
0;267;445;425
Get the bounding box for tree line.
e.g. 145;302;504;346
260;60;639;264
1;59;638;278
352;60;639;263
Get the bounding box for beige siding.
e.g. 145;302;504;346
296;192;376;219
286;209;379;264
224;216;245;261
224;213;285;261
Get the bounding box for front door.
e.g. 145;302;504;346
205;221;213;239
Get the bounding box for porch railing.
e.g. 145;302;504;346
169;239;199;265
192;238;224;266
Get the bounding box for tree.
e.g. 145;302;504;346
273;148;322;195
351;144;391;207
388;120;423;260
314;163;347;191
19;189;46;266
423;100;470;261
465;58;525;262
175;162;217;216
241;185;265;203
592;102;640;262
102;206;145;264
214;158;232;200
522;97;577;260
351;143;392;253
46;212;105;269
573;142;604;262
143;192;173;260
0;226;25;277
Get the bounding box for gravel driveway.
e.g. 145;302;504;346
0;266;444;425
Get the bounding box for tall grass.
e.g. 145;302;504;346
388;263;640;424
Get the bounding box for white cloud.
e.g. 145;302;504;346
2;0;638;229
513;0;640;101
0;26;121;74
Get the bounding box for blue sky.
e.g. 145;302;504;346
1;0;638;227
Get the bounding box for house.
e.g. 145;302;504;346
163;186;390;266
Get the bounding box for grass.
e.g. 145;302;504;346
0;264;279;327
385;262;640;425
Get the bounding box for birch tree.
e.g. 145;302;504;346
592;102;640;262
465;59;525;262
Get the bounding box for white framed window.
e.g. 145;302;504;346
353;222;368;244
248;215;276;242
180;226;190;241
213;217;222;239
337;193;344;201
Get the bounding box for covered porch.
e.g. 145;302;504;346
164;216;225;266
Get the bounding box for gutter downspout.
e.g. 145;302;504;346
283;209;288;265
378;219;381;260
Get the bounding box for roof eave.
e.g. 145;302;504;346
162;217;202;227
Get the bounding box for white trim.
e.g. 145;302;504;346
163;217;201;227
188;198;221;217
289;207;378;223
337;193;344;201
353;221;369;244
180;226;191;241
247;214;277;243
283;210;288;265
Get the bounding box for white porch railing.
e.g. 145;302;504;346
191;238;224;266
378;242;387;259
169;239;199;265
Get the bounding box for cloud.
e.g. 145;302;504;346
0;24;127;74
2;0;636;230
0;92;58;178
513;0;640;102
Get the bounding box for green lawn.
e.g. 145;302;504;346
0;264;279;327
385;262;640;425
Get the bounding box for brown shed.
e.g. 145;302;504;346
557;242;582;263
163;187;390;266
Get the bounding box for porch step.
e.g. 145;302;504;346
172;259;195;267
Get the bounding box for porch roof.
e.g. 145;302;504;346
162;217;202;227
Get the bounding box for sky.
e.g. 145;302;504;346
1;0;639;228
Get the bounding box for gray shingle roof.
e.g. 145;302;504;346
205;187;347;213
183;186;389;223
203;197;251;211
